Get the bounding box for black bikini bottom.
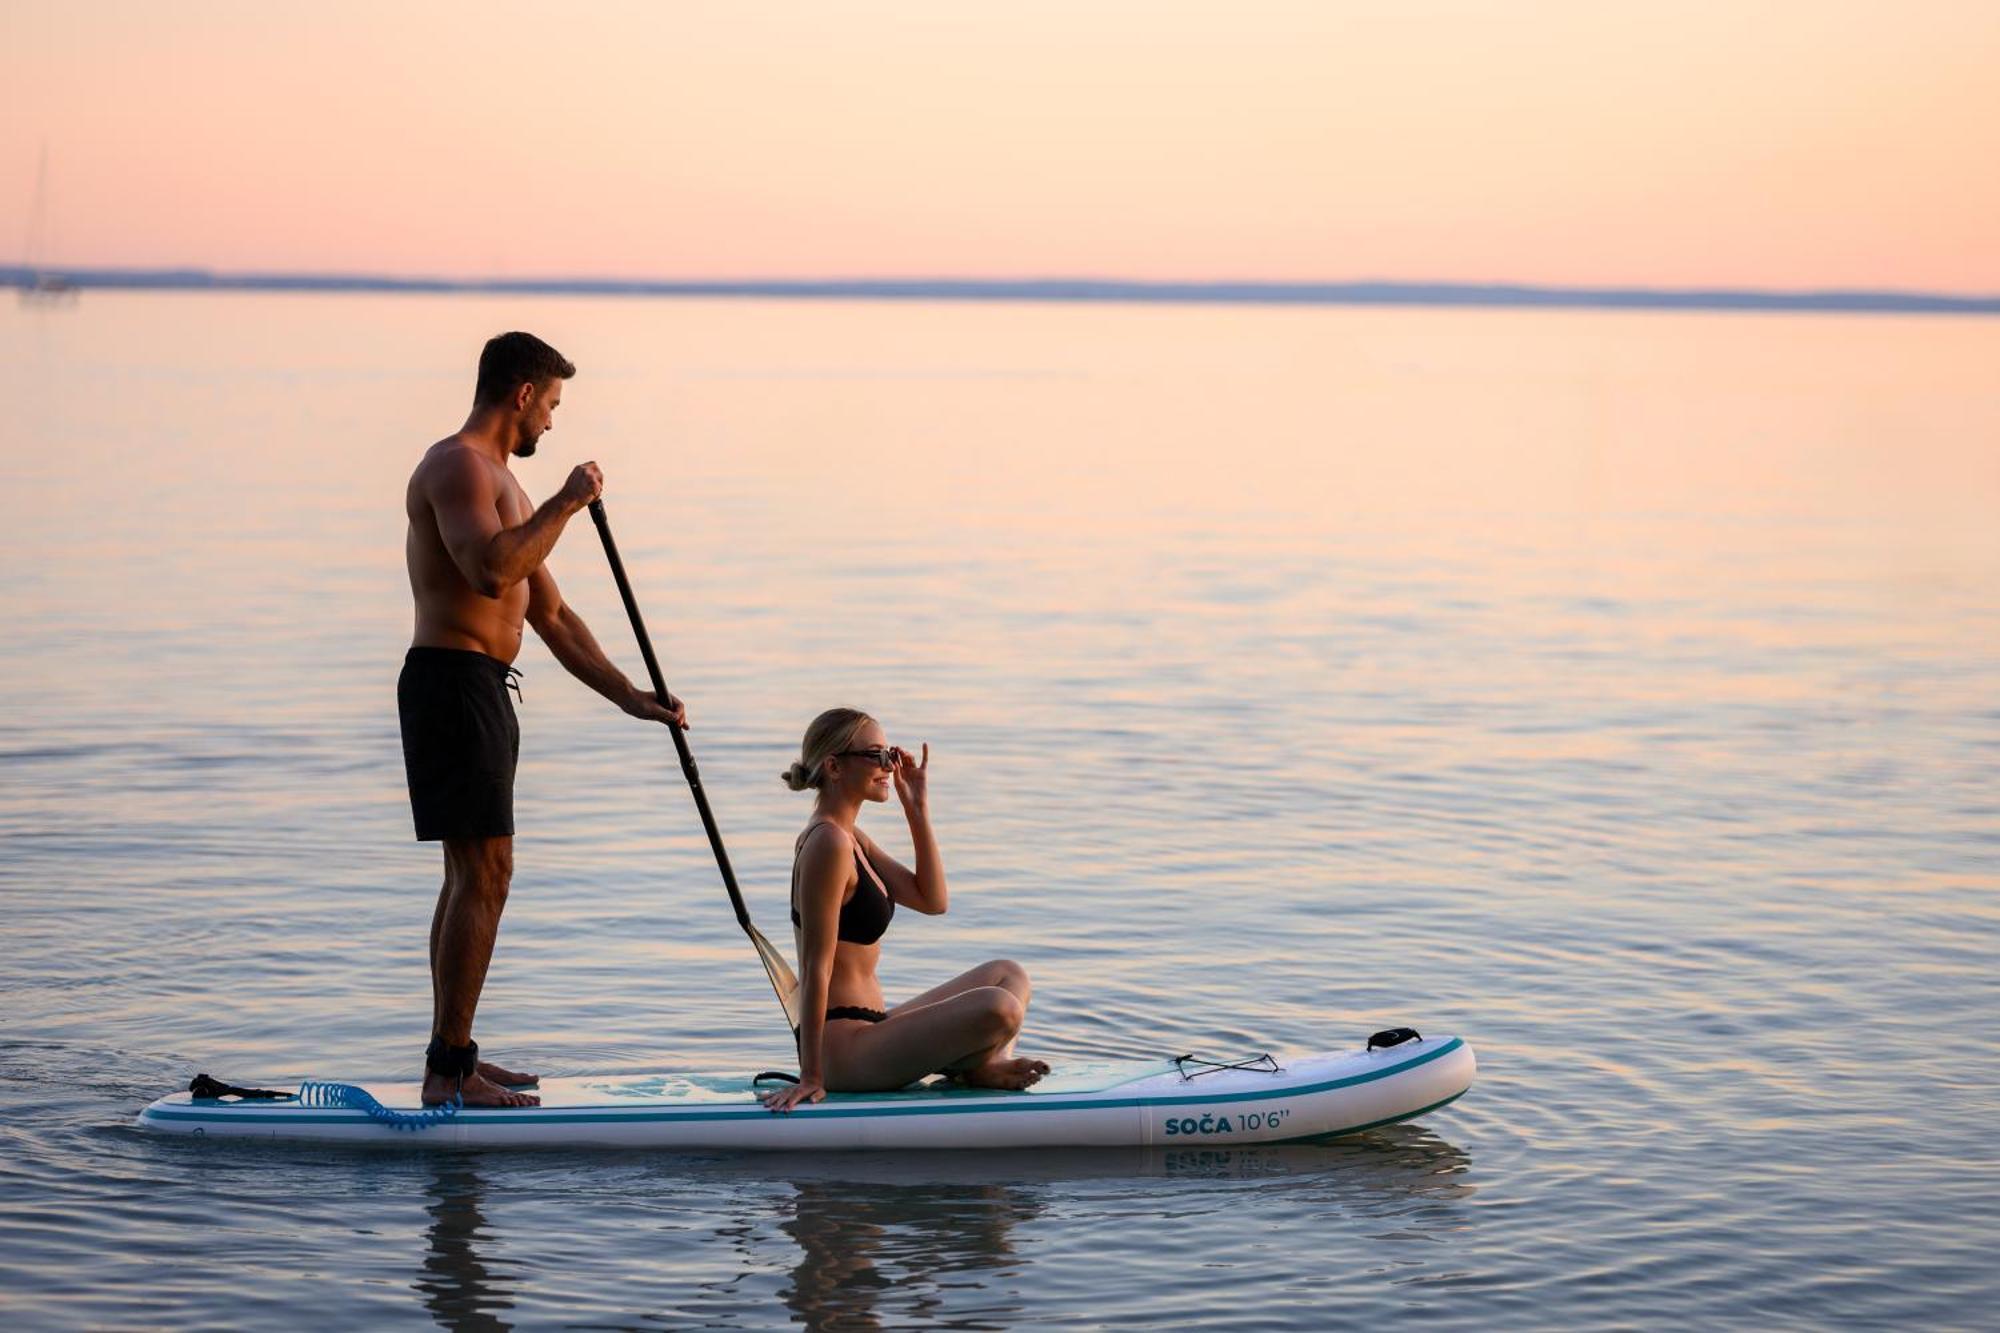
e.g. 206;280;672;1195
793;1006;888;1044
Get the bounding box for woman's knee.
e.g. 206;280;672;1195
987;959;1031;997
974;987;1025;1038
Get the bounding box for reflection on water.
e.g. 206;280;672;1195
779;1178;1039;1331
418;1162;519;1333
401;1135;1473;1332
759;1135;1470;1330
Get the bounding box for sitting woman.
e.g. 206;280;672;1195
761;707;1048;1113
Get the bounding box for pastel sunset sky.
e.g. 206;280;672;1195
5;1;1997;290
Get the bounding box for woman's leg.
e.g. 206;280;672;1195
824;986;1044;1092
892;958;1031;1013
894;959;1047;1088
896;959;1046;1087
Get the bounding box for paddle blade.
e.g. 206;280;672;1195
749;925;802;1031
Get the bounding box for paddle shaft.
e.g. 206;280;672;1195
588;498;753;931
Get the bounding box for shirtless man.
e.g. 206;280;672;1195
401;331;685;1108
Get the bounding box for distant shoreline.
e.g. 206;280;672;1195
7;267;1998;315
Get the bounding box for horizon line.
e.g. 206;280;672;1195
8;266;2000;315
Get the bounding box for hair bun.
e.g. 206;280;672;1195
787;708;872;794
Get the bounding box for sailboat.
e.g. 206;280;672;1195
19;144;77;304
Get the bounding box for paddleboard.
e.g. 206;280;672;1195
136;1034;1473;1151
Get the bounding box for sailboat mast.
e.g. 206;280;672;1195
19;142;76;301
23;144;49;273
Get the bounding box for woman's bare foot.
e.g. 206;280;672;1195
959;1055;1050;1090
476;1058;538;1088
423;1070;540;1108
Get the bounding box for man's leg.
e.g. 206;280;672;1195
427;859;536;1089
428;861;454;1036
425;835;538;1108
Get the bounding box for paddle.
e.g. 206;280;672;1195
588;498;802;1031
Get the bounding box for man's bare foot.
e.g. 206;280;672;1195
423;1070;540;1108
476;1058;538;1088
960;1056;1050;1090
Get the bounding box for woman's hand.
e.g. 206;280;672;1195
892;742;930;811
761;1075;826;1114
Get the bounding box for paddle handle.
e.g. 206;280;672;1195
588;498;753;931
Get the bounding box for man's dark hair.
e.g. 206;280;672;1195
474;331;576;406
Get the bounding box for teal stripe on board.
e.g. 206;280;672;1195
1265;1089;1470;1145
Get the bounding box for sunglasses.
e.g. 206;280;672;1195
837;747;897;770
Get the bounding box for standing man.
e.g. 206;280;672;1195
401;331;685;1108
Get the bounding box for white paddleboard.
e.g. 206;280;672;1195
136;1035;1474;1151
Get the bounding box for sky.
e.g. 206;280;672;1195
4;1;1998;291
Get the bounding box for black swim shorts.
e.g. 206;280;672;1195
397;647;521;842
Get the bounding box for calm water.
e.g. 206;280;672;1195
2;293;1997;1328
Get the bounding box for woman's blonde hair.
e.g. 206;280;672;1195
781;707;876;791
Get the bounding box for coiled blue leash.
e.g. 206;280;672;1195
297;1081;462;1131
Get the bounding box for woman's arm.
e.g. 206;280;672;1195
763;827;848;1111
862;744;948;915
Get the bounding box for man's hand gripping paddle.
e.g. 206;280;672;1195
589;498;802;1032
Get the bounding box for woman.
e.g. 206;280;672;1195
761;708;1048;1113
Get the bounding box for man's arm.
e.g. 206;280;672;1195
525;564;687;726
431;452;600;598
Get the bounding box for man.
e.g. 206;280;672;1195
400;331;685;1108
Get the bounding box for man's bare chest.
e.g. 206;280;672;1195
496;479;534;527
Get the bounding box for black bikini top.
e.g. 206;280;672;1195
790;826;896;946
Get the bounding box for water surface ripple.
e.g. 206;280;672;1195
3;295;1997;1327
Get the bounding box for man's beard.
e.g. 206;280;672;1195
514;429;541;458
